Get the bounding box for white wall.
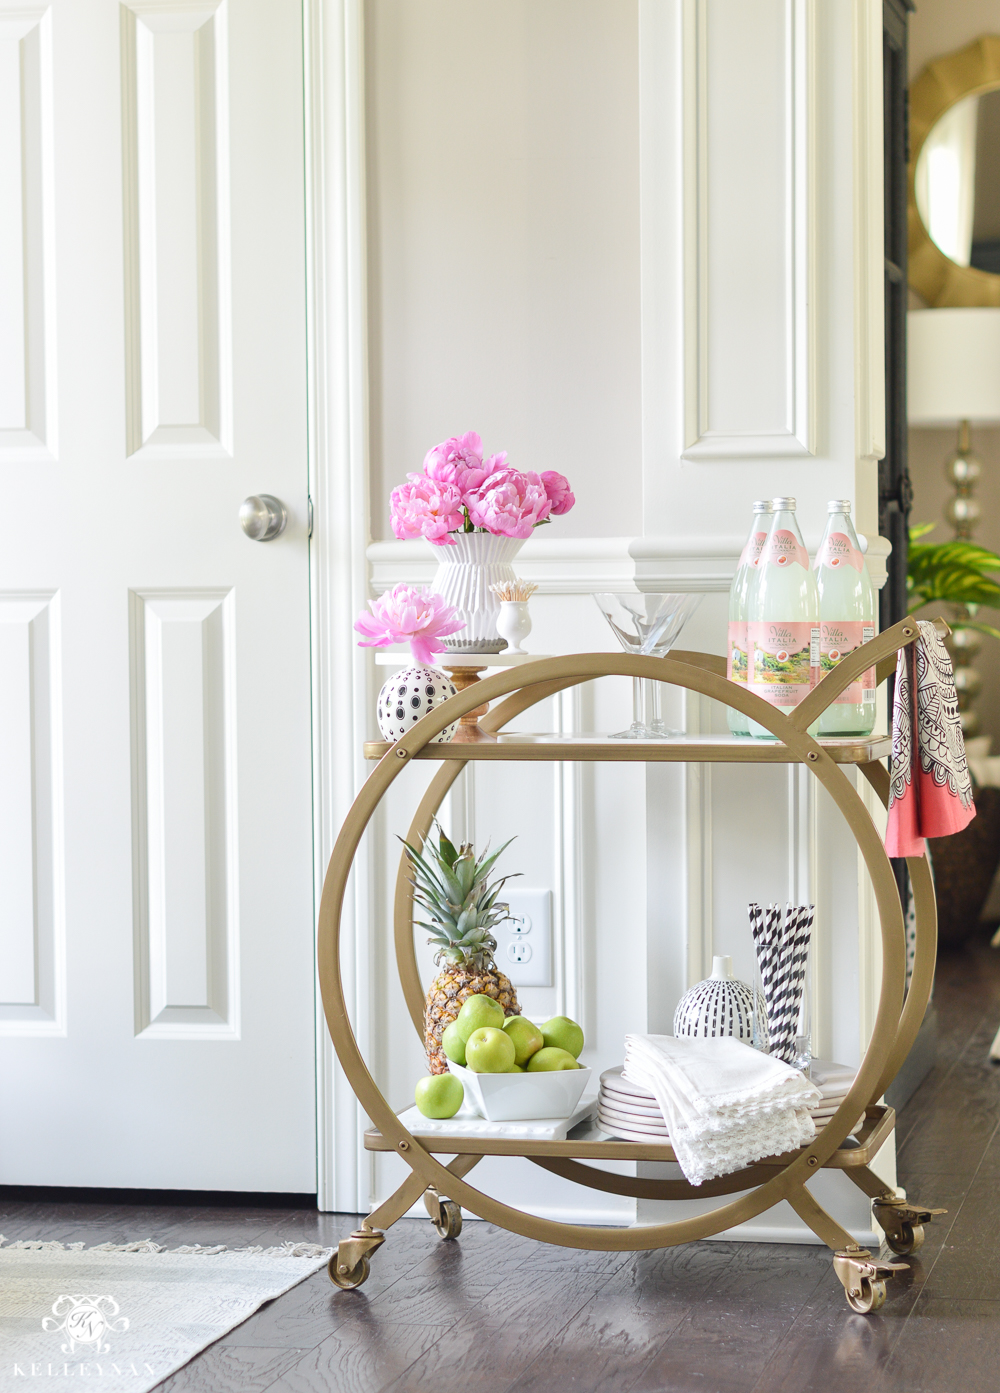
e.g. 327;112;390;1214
348;0;892;1245
365;0;643;540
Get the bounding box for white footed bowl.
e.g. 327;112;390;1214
448;1062;591;1121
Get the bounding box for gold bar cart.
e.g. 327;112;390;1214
317;617;945;1314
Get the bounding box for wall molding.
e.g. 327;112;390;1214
368;531;892;596
852;0;885;469
304;0;374;1213
368;536;743;596
554;686;585;1029
681;0;817;462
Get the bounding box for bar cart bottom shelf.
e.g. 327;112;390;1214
326;1105;945;1312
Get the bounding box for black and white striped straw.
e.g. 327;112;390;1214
747;901;814;1065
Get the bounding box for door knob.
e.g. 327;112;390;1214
240;494;287;541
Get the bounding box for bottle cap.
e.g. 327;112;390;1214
771;497;796;511
752;499;776;512
827;499;852;513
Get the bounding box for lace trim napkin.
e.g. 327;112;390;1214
623;1034;821;1186
886;619;975;858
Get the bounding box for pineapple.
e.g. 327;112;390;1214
403;825;521;1074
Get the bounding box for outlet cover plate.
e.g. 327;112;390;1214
496;889;552;987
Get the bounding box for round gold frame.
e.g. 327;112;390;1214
909;35;1000;307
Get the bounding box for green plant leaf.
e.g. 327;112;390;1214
909;522;937;542
955;620;1000;641
908;560;1000;606
915;540;1000;573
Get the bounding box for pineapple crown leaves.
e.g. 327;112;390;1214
401;823;520;966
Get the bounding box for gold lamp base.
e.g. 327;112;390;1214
944;420;984;735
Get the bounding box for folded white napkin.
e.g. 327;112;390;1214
622;1034;822;1186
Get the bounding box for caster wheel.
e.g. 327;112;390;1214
885;1222;924;1256
846;1277;886;1314
433;1199;463;1240
329;1253;371;1290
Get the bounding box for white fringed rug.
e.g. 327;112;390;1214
0;1235;333;1393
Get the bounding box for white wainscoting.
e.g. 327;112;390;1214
129;588;239;1040
0;592;65;1035
121;0;233;460
0;2;57;461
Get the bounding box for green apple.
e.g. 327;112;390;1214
526;1046;579;1072
465;1026;516;1074
505;1063;525;1072
441;1020;467;1065
456;994;505;1042
540;1015;584;1059
503;1015;544;1066
414;1072;464;1119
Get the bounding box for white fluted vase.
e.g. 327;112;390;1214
430;532;525;652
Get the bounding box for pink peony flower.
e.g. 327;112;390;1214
354;584;465;666
423;431;489;493
540;470;575;516
464;468;553;539
390;475;465;545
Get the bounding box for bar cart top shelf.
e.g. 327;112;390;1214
362;731;891;764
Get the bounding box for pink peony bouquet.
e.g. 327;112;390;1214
355;584;465;666
390;431;575;545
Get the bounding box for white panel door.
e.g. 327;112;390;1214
0;0;316;1191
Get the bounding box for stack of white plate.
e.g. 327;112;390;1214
597;1068;670;1143
808;1058;865;1134
596;1060;866;1146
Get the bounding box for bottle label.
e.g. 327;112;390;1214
815;531;865;573
748;621;821;707
820;622;876;703
739;529;769;569
727;619;749;684
761;529;809;570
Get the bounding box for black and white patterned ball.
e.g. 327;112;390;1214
377;666;458;743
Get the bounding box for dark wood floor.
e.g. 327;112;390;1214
5;943;1000;1393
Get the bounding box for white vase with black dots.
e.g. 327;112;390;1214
673;955;756;1043
377;667;458;743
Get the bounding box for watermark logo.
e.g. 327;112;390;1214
42;1297;129;1355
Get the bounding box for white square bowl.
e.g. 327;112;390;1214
448;1062;592;1121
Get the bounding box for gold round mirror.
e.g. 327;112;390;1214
910;36;1000;306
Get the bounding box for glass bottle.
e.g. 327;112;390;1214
815;501;876;736
727;500;775;736
746;498;820;739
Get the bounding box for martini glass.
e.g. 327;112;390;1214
592;592;704;738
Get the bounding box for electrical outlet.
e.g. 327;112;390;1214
496;889;552;987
